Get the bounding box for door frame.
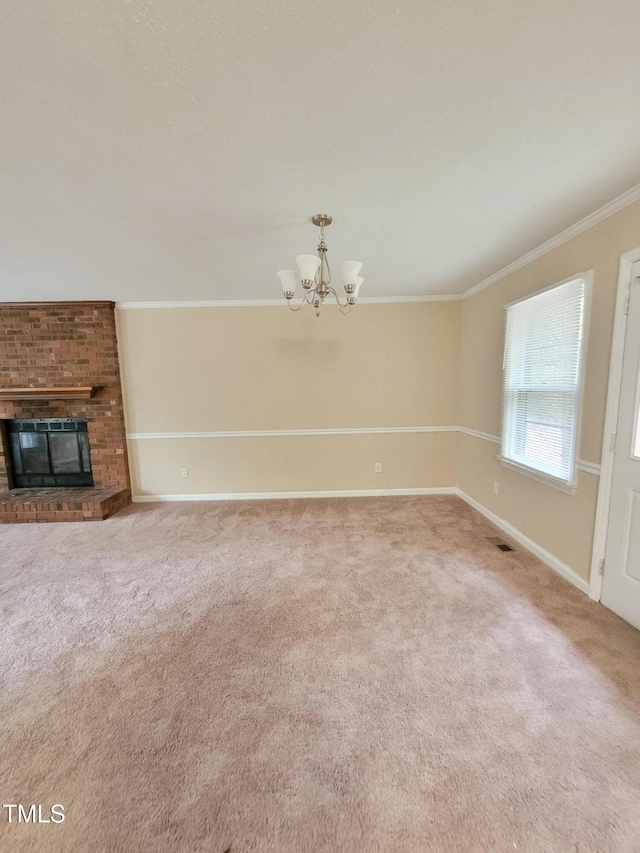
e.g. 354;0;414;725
590;246;640;600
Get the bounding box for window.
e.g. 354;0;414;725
500;275;588;488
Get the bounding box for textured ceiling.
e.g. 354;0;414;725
2;0;640;302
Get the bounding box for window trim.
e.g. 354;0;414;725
500;271;592;491
497;454;578;494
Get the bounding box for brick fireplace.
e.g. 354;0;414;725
0;301;131;522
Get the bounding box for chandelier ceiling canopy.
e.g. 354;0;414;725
278;214;363;317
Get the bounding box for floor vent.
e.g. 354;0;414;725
487;536;515;552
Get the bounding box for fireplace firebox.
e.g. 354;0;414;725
8;418;94;488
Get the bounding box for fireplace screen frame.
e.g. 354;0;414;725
8;418;94;488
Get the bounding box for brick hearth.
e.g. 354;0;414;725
0;301;131;522
0;486;130;523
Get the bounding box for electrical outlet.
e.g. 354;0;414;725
493;481;499;496
374;462;382;473
181;468;188;478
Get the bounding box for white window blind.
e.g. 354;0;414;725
501;277;586;485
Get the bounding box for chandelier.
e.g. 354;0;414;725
278;214;363;316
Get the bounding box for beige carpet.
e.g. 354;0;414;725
1;495;640;852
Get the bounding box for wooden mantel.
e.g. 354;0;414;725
0;386;98;402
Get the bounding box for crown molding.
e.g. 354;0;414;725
114;182;640;310
462;181;640;300
0;300;115;308
117;299;288;308
358;294;460;303
116;294;460;309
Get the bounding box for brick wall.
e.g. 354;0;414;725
0;302;130;495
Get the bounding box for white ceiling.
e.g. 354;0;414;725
2;0;640;303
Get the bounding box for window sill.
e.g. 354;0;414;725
496;455;577;495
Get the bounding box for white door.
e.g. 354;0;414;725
601;260;640;629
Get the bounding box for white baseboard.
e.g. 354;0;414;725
132;486;457;503
131;486;589;595
455;489;590;595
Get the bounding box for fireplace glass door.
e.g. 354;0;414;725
8;419;94;488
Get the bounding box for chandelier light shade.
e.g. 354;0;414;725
295;254;322;281
338;260;362;287
278;214;364;316
277;270;299;294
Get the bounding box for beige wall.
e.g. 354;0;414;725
117;198;640;586
117;302;461;496
458;198;640;581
